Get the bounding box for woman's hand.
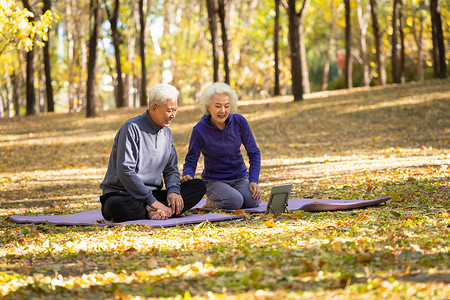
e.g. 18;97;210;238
180;175;193;183
249;182;262;199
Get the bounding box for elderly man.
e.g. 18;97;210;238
100;84;206;222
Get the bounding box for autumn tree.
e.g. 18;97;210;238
274;0;281;95
391;0;405;83
321;1;343;91
206;0;220;82
105;0;126;107
0;0;56;117
86;0;100;117
137;0;147;107
42;0;54;112
430;0;447;78
411;0;427;81
22;0;36;115
356;0;370;87
217;0;230;85
370;0;386;85
344;0;352;89
287;0;308;101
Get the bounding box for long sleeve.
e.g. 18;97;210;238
163;141;182;195
240;117;261;183
183;128;202;179
100;111;179;206
115;123;158;205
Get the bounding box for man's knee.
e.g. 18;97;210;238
181;178;207;200
102;196;130;222
191;178;206;195
104;196;125;211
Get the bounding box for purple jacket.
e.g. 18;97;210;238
183;113;261;183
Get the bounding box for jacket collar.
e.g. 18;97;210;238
202;113;234;129
143;110;163;132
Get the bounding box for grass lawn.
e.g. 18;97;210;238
0;79;449;299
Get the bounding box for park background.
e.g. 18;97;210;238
0;0;449;116
1;0;450;299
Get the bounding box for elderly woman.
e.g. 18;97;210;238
181;83;262;210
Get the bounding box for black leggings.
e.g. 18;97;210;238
100;179;206;222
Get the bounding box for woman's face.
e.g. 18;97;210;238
208;94;231;129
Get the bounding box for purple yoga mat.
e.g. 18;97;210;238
8;210;244;227
192;196;390;213
9;197;390;226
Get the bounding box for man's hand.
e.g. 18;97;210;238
167;192;184;215
180;175;193;183
150;200;172;219
249;182;262;199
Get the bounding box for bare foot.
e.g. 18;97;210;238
202;197;214;209
149;209;169;220
147;207;157;219
147;206;163;220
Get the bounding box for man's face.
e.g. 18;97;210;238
149;98;178;127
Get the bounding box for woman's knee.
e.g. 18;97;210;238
242;196;261;208
206;188;244;210
223;193;244;210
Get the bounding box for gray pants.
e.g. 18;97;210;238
204;176;261;210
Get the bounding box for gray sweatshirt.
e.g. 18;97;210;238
100;110;181;205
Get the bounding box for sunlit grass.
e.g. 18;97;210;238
0;79;449;299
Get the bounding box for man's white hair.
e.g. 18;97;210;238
148;84;179;107
199;82;238;114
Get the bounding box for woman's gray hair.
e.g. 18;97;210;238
148;84;179;107
199;83;238;114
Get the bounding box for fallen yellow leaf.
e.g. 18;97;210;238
234;209;246;215
265;219;276;228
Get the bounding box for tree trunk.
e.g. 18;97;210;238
206;0;220;82
357;0;370;87
11;73;20;117
322;1;341;91
25;48;36;115
86;0;100;118
0;88;4;118
412;1;426;81
106;0;125;107
38;66;45;113
138;0;148;107
42;0;54;112
399;0;405;83
288;0;303;101
344;0;352;89
274;0;281;95
5;73;13;117
297;0;310;94
80;17;88;111
392;0;400;83
430;0;447;78
66;0;75;112
370;0;386;85
22;0;36;116
218;0;230;84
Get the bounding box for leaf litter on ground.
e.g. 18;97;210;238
0;79;449;299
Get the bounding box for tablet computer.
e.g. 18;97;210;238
265;184;293;215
